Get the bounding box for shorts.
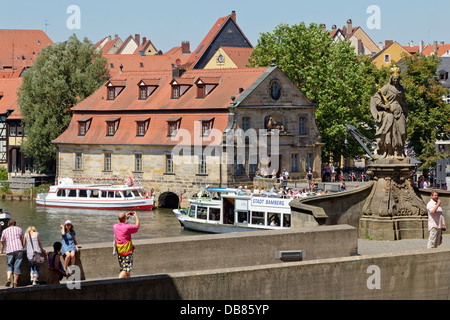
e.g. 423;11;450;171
6;250;23;274
117;253;133;273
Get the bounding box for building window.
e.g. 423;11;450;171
291;154;299;172
135;154;143;172
242;117;251;132
195;77;219;99
306;153;313;172
384;54;390;63
136;118;150;136
172;86;180;99
77;117;92;136
199;155;207;174
106;118;120;136
299;117;307;135
167;117;181;137
106;80;126;100
75;152;83;170
104;153;112;171
270;79;282;100
166;154;173;173
138;79;159;100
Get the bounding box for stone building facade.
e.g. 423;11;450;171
53;65;322;207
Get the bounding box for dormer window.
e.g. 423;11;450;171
167;117;181;137
106;80;126;100
195;77;220;99
106;117;120;136
138;79;159;100
170;78;193;99
199;117;214;137
136;118;150;136
77;117;92;136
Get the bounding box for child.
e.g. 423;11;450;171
47;242;67;284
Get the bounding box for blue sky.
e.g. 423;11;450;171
0;0;448;52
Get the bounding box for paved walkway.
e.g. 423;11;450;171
358;234;450;255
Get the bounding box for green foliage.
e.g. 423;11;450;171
18;34;110;170
399;53;450;168
249;22;378;161
0;167;8;180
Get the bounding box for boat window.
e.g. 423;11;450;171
132;190;140;197
115;191;122;198
68;189;77;197
79;189;88;197
268;213;281;227
251;211;265;225
209;208;220;221
108;191;114;198
123;190;132;198
91;190;99;198
283;214;291;227
188;205;196;218
57;189;66;197
197;206;207;220
237;211;249;224
100;190;106;198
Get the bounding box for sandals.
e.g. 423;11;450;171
5;279;10;287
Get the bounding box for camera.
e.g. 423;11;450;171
128;212;134;216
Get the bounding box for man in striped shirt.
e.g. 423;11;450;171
0;219;24;287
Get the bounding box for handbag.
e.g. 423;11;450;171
28;232;45;264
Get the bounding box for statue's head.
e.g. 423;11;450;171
389;66;401;85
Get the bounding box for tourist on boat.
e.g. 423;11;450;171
255;169;262;178
252;185;260;195
0;219;23;288
23;226;47;286
113;211;140;278
61;220;79;275
47;241;66;284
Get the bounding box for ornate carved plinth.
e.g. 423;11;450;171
360;158;427;240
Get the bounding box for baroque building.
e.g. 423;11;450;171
53;63;322;207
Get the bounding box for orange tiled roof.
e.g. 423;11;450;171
421;43;450;56
220;47;253;68
0;30;53;69
0;78;22;114
54;67;270;146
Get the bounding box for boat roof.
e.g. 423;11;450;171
205;187;238;193
54;184;144;189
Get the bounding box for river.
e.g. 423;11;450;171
0;200;199;248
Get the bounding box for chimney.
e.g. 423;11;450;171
410;40;414;47
231;10;236;22
181;41;190;54
346;19;352;33
142;37;147;44
385;40;393;47
332;25;337;30
419;40;424;53
440;41;445;45
135;34;140;44
434;41;438;53
114;34;119;40
321;24;326;33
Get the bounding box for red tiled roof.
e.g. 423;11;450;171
0;78;22;114
0;30;53;69
421;44;450;56
54;67;270;146
220;47;253;68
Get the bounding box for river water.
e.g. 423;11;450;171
0;200;198;248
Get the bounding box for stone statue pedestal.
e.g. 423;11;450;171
359;157;427;240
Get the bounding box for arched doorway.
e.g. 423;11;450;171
158;192;179;208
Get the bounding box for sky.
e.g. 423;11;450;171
0;0;449;53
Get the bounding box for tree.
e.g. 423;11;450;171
249;22;378;162
399;53;450;168
18;34;110;170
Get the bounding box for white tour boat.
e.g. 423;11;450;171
174;187;291;233
35;178;153;210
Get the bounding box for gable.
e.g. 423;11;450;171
193;18;252;69
236;67;313;108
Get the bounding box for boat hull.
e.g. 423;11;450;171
174;210;278;234
36;197;153;210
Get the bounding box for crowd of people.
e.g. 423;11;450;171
0;210;140;287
